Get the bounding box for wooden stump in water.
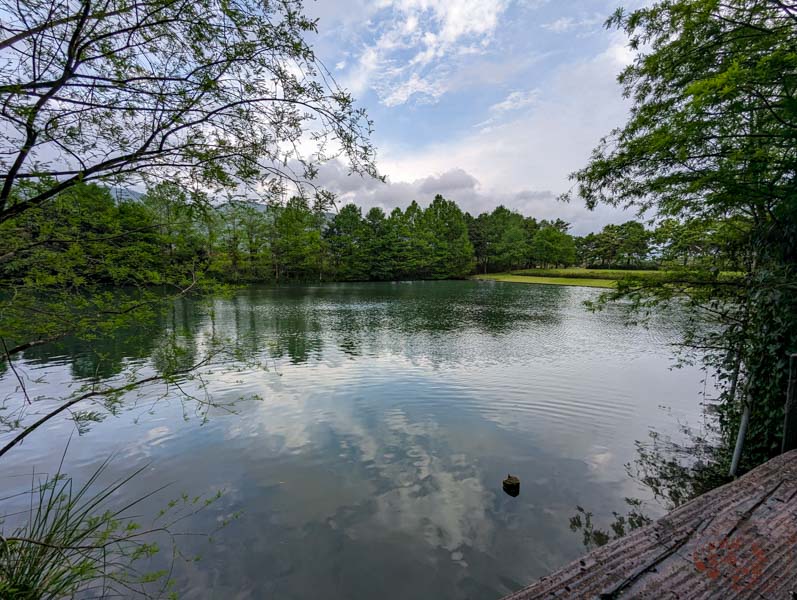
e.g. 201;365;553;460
503;474;520;497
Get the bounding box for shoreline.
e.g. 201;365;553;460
471;273;616;289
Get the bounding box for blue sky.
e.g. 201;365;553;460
305;0;647;235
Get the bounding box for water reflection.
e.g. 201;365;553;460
0;281;705;599
14;282;571;375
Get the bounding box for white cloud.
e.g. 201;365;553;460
542;13;605;34
315;33;639;234
379;34;633;183
382;72;445;107
542;17;576;33
489;89;540;113
343;0;511;106
304;3;643;233
315;161;629;235
476;89;541;129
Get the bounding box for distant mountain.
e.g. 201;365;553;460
105;188;335;223
106;187;144;202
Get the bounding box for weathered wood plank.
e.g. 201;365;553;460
503;449;797;599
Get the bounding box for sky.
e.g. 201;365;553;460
303;0;647;235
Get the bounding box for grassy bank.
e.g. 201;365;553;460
472;273;616;288
511;268;669;280
473;268;741;289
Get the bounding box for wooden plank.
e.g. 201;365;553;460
503;449;797;599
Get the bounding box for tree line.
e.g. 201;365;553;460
3;182;744;289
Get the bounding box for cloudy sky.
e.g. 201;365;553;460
304;0;646;235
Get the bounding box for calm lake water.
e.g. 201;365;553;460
0;281;706;599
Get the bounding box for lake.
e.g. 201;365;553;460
0;281;706;599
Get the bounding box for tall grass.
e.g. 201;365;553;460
1;449;227;599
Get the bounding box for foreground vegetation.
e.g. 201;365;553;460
571;0;797;485
0;453;228;599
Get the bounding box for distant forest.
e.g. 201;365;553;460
1;182;744;286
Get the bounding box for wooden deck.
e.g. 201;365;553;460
503;449;797;599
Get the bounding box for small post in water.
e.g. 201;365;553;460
729;399;750;478
782;353;797;454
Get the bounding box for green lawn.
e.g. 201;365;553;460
473;268;742;289
510;267;667;281
472;273;616;288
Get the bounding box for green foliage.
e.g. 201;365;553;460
464;206;579;272
529;226;577;268
652;216;752;270
271;197;325;282
420;195;475;279
0;452;228;599
326;204;371;281
576;221;652;268
322;196;475;281
2;184;164;287
570;0;797;480
363;207;392;280
0;0;378;225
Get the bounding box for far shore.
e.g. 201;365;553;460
471;273;616;289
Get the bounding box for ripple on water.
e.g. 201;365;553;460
0;281;707;600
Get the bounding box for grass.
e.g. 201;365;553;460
0;456;164;600
0;448;228;600
472;273;616;288
510;268;669;281
473;267;743;289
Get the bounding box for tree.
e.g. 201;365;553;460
0;0;378;439
1;183;164;287
326;204;371;281
385;207;414;279
653;219;709;267
210;202;273;281
0;2;378;589
568;0;797;475
465;213;489;273
576;232;601;267
141;182;209;273
529;226;577;268
466;205;531;272
654;217;751;270
617;221;650;266
421;195;475;279
539;218;571;234
0;0;377;226
364;207;395;280
402;201;432;278
238;204;273;280
272;196;325;281
595;224;622;266
494;224;528;270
